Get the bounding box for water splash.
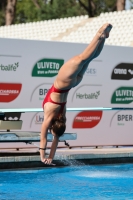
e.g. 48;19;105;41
56;154;90;174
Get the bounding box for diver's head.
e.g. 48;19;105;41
50;114;66;137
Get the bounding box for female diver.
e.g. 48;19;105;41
40;23;112;165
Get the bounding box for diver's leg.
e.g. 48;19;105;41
57;23;112;82
77;38;106;78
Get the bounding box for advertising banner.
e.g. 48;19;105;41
0;38;133;109
0;38;133;147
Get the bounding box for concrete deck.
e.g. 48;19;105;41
1;146;133;170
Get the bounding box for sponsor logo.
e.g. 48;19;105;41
39;88;49;100
0;62;19;71
117;114;133;126
72;85;102;102
72;111;102;128
0;83;22;102
30;112;44;128
32;58;64;77
30;83;52;102
76;91;100;99
110;111;133;126
111;87;133;104
85;67;97;76
111;63;133;80
118;114;133;126
118;114;133;121
35;114;44;124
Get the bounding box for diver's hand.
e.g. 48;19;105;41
41;158;55;165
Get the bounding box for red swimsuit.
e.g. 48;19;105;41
42;85;70;113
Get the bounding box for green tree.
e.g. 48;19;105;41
40;0;87;20
78;0;126;17
15;0;87;23
6;0;17;25
0;0;17;26
0;0;7;26
0;0;132;26
130;0;133;8
15;0;42;23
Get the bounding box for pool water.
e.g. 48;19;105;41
1;162;133;200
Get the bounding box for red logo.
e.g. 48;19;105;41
72;111;102;128
0;83;22;102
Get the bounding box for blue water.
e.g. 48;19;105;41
1;162;133;200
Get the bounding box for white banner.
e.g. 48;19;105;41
0;38;133;147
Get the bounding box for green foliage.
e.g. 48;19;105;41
95;0;116;15
129;0;133;8
78;0;116;16
0;10;5;26
43;0;87;19
0;0;6;26
0;0;132;26
15;0;43;23
15;0;87;24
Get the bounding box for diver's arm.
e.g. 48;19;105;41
40;120;49;162
49;135;59;160
40;110;55;162
43;135;59;165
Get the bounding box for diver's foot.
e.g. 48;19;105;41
97;23;113;39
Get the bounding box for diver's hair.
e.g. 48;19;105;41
51;114;66;137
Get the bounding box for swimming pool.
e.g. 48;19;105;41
1;162;133;200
